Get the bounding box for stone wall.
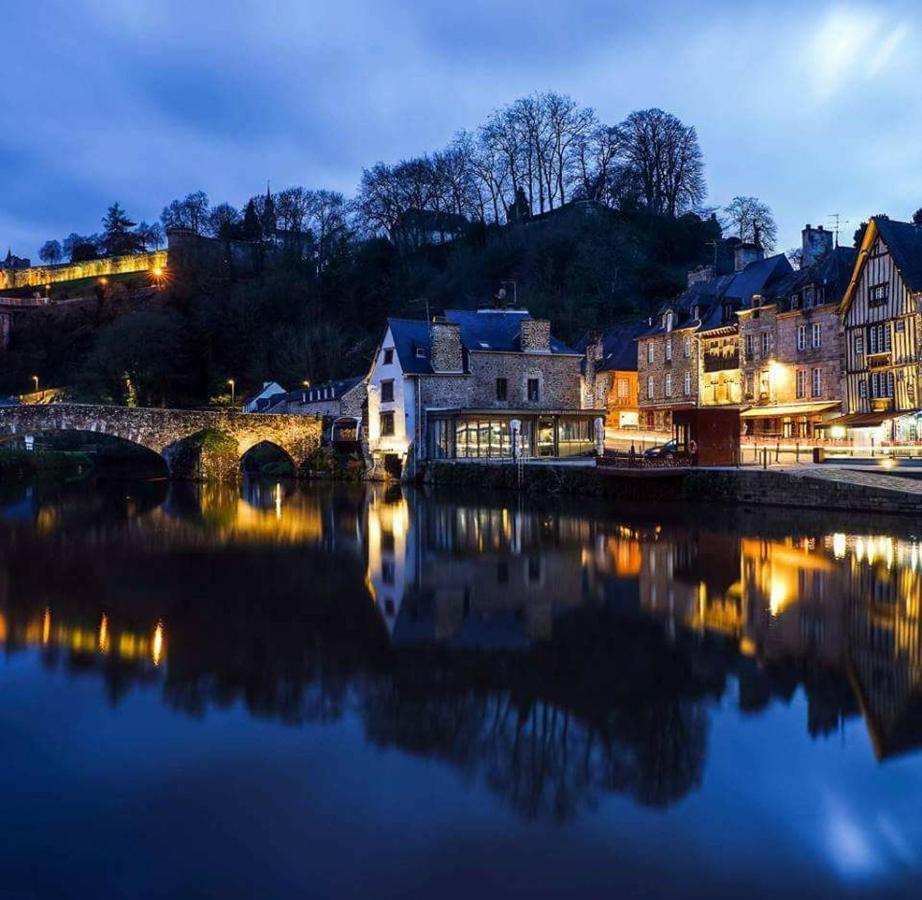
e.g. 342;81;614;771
0;250;167;291
0;311;10;352
637;329;698;431
418;350;583;411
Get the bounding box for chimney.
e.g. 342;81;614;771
801;224;833;269
583;331;603;406
520;318;551;353
734;242;764;273
430;317;463;372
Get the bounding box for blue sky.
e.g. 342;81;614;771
3;0;922;259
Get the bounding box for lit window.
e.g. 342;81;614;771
869;283;889;306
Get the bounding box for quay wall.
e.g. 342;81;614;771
423;462;922;515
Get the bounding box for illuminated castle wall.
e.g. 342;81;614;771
0;249;168;291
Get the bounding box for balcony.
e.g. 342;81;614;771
871;397;894;412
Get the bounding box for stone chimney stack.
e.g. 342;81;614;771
430;317;463;372
583;331;603;406
520;318;551;353
801;224;833;269
734;242;765;273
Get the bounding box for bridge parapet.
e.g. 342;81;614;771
0;403;323;480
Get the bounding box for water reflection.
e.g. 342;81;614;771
2;476;922;821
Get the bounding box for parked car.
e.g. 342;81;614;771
643;439;678;460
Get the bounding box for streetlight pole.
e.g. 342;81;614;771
227;378;235;408
32;375;39;394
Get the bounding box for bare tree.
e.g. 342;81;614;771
161;191;211;234
276;187;312;233
722;196;778;251
619;109;705;216
39;240;63;265
307;189;348;270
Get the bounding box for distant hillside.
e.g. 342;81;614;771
1;204;720;406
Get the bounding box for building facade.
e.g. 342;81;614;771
579;323;645;428
839;217;922;444
366;308;603;474
738;227;854;438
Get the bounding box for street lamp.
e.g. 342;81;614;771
302;380;311;388
32;375;39;394
227;378;236;407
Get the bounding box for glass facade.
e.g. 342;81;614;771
427;414;595;460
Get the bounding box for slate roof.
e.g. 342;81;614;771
763;246;857;311
267;376;364;410
576;322;647;372
875;218;922;292
640;253;792;338
386;309;577;376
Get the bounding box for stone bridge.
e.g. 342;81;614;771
0;403;323;480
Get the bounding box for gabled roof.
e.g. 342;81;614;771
640;254;791;338
841;217;922;317
270;376;365;409
576;322;647;372
387;318;436;374
386;309;577;376
763;246;857;311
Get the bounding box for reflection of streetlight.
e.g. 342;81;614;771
32;375;39;393
227;378;236;406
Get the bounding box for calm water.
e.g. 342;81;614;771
1;477;921;898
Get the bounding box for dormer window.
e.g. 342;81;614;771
416;347;427;359
665;311;674;332
692;305;700;320
803;286;815;308
791;293;799;309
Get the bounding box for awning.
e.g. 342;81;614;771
824;411;896;428
741;401;839;419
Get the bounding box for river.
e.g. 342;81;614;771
0;476;920;898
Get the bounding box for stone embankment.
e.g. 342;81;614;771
424;461;922;515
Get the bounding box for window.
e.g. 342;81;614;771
796;369;807;399
896;319;906;333
854;334;864;356
383;348;394;365
811;323;821;349
665;373;672;397
527;378;540;402
870;371;895;398
868;323;891;354
647;343;654;364
647;375;655;399
684;335;692;357
380;380;394;403
379;412;395;436
415;347;426;359
665;339;673;361
745;372;754;397
617;378;629;399
797;325;806;352
683;372;691;396
745;333;755;360
811;367;822;398
869;283;889;306
761;332;772;356
790;293;800;310
496;378;508;401
859;379;867;399
803;286;815;308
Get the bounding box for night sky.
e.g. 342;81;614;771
4;0;921;258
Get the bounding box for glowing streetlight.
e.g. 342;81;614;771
302;380;311;388
227;378;236;406
32;374;39;393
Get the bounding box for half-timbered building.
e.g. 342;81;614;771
837;217;922;444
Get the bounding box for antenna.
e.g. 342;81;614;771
828;214;849;249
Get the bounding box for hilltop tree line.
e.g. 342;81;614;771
7;92;826;405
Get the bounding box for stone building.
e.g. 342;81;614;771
837;216;922;445
637;240;791;432
266;376;366;446
366;307;603;475
738;227;855;438
577;322;646;428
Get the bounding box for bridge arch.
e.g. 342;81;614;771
0;404;323;481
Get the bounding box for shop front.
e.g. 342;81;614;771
426;409;603;460
740;401;840;440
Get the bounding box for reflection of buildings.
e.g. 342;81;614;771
365;489;922;764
